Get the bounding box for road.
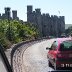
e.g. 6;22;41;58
0;55;7;72
23;39;55;72
3;39;72;72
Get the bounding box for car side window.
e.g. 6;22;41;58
51;41;58;50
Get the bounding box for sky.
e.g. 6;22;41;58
0;0;72;24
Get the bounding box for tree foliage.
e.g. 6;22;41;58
65;26;72;36
0;19;39;49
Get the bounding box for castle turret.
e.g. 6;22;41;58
27;5;33;22
4;7;11;19
12;10;17;20
35;8;42;37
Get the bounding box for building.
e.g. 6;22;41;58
4;7;11;19
27;5;33;23
27;6;43;37
12;10;19;20
0;7;19;20
27;5;65;37
12;10;17;19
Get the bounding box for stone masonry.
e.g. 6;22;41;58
0;7;19;20
27;5;65;37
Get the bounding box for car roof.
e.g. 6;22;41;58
56;37;72;44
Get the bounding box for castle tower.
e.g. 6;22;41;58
4;7;11;19
59;16;65;35
27;5;33;22
12;10;17;20
41;14;46;37
35;8;42;37
35;9;41;14
53;15;58;37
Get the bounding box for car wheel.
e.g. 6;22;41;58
48;61;52;67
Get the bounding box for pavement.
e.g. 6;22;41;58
0;55;7;72
4;38;72;72
23;39;55;72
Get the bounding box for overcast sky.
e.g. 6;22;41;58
0;0;72;24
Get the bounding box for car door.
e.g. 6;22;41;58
48;41;58;64
51;41;58;58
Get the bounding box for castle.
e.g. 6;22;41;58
0;6;65;37
27;5;65;37
0;7;19;20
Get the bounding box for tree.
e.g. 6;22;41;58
65;26;72;36
0;19;39;49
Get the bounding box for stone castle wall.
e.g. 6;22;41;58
0;7;19;20
27;5;65;37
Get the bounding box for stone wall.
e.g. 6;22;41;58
27;5;65;37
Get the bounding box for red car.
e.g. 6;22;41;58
46;38;72;70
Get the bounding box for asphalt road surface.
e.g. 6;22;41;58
1;39;72;72
23;39;55;72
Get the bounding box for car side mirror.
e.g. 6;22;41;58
46;47;51;50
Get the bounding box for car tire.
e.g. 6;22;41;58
48;61;52;67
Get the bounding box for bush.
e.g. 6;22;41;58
0;19;39;50
0;38;12;50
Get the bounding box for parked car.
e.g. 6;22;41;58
60;35;66;38
48;36;55;39
46;38;72;70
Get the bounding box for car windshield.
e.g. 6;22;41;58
60;40;72;51
1;0;72;71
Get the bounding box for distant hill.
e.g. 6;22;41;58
65;24;72;29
